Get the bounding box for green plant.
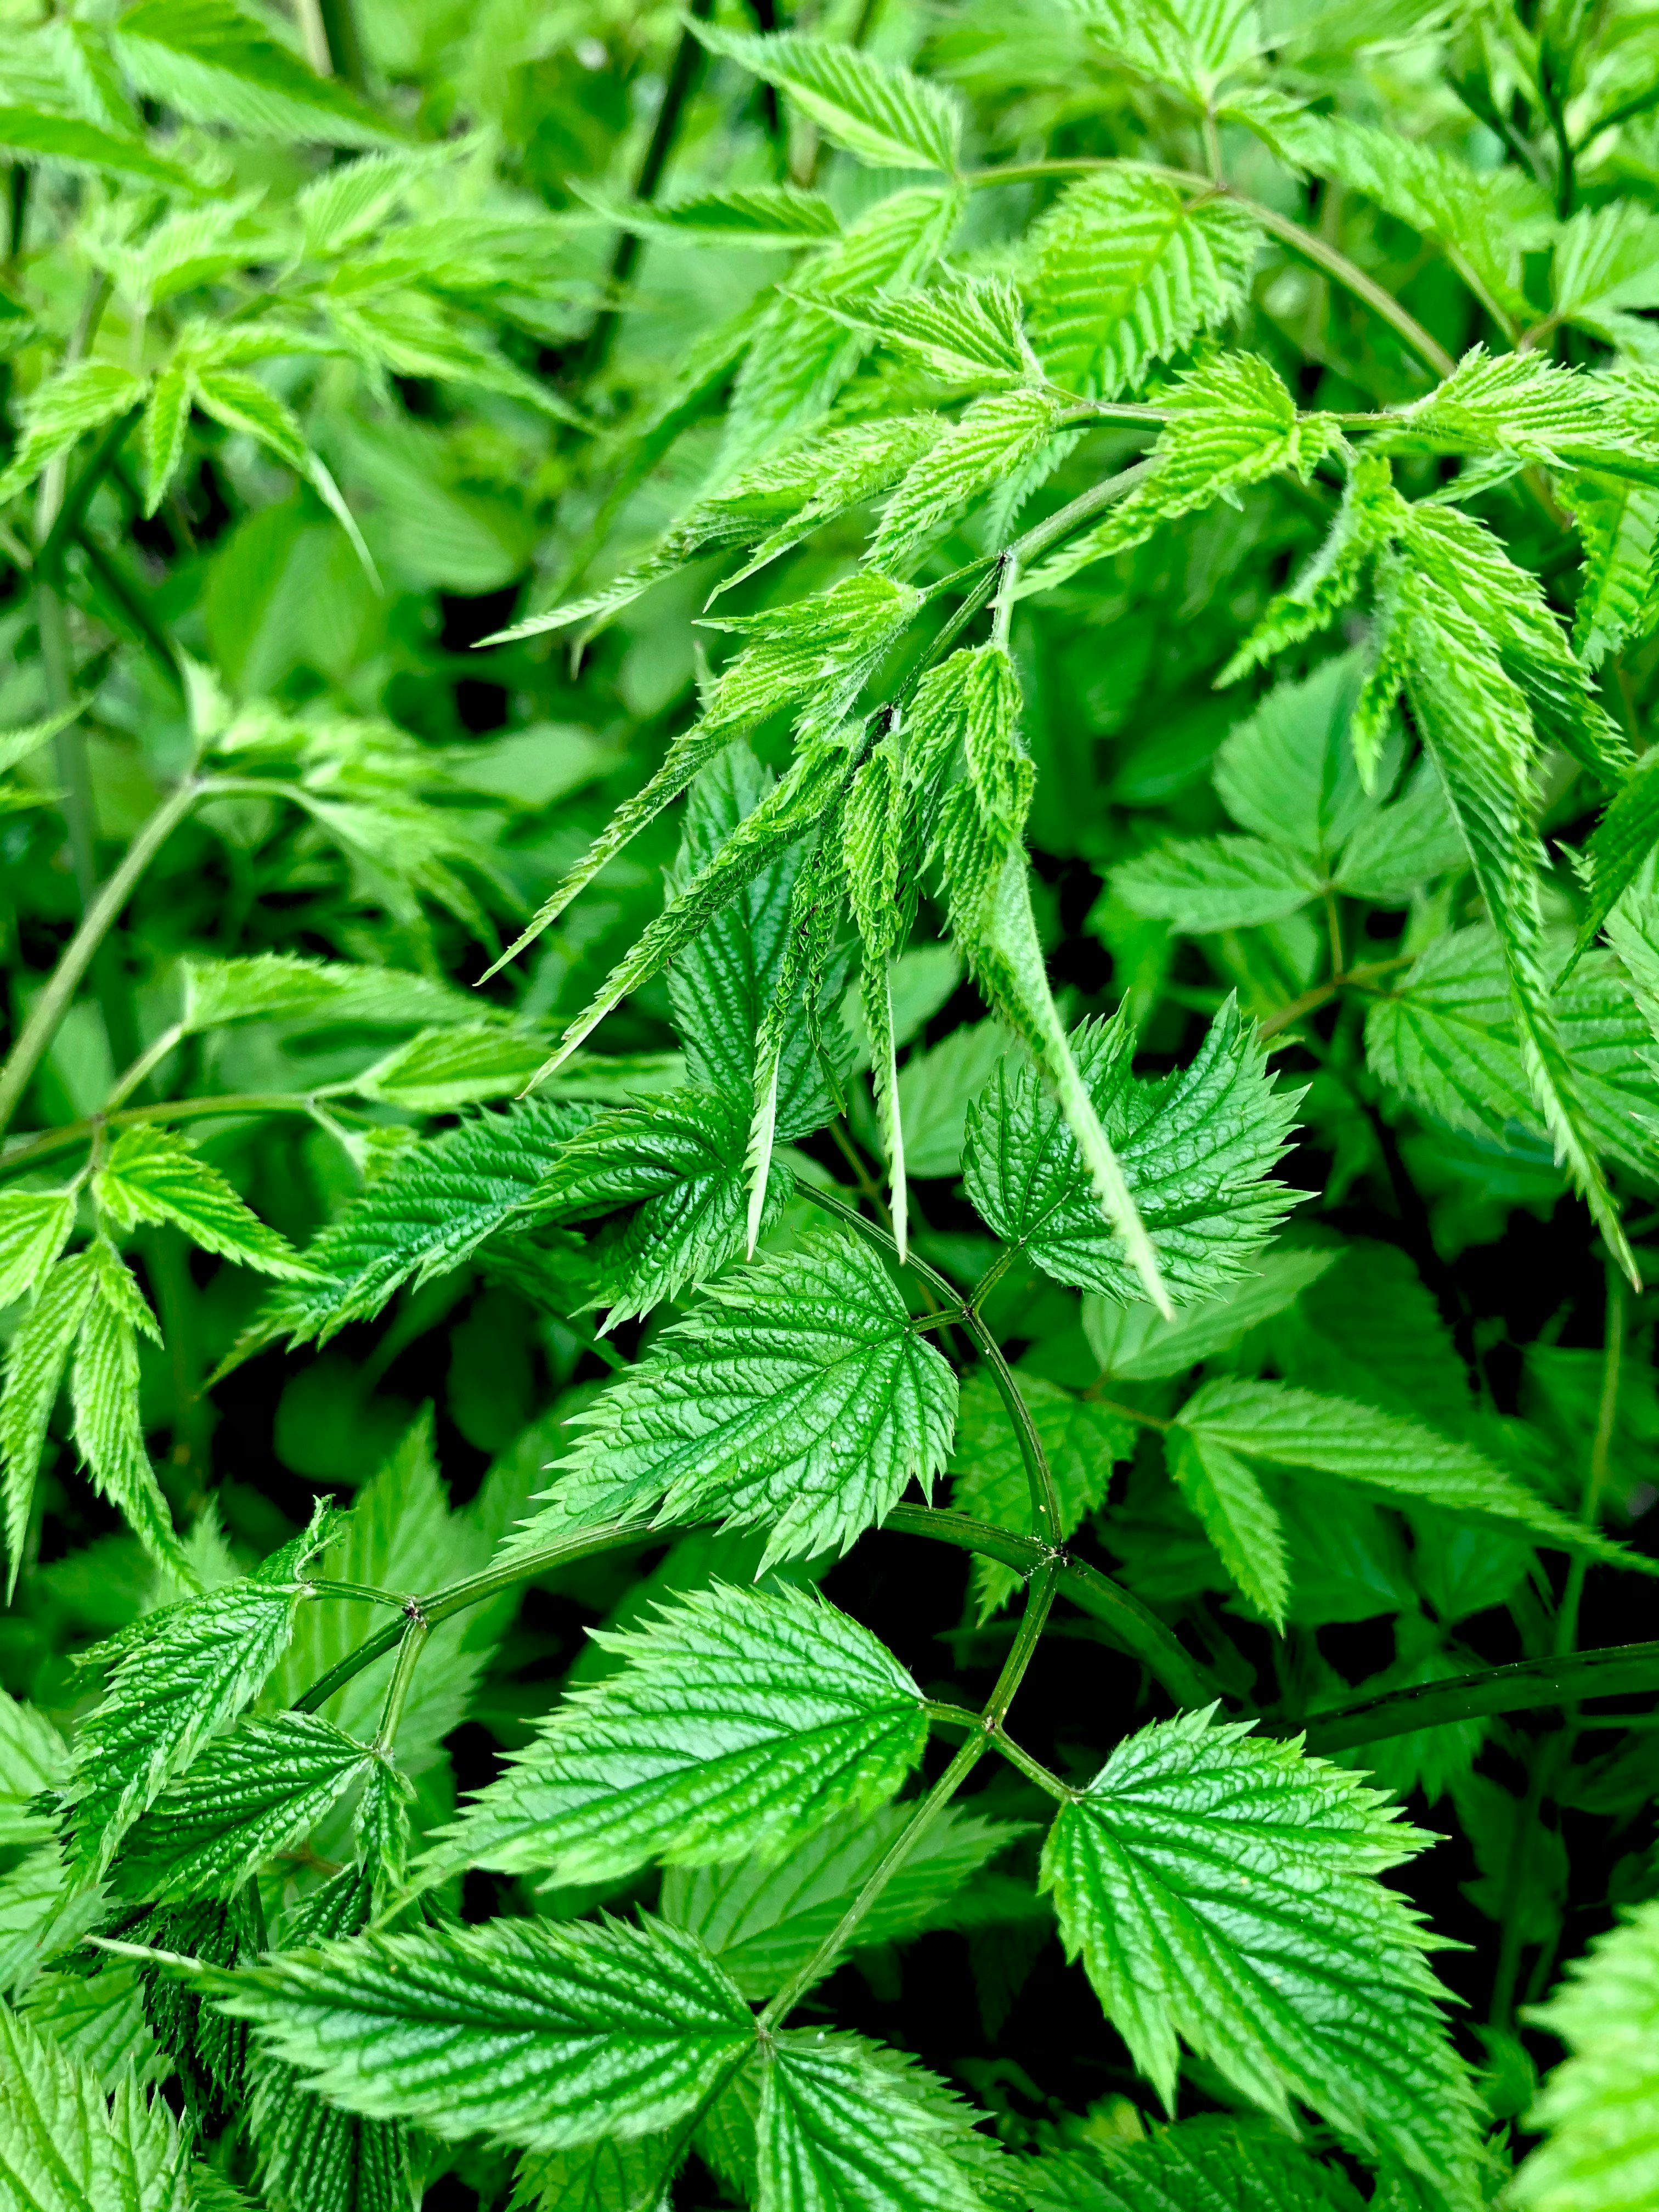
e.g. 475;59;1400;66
7;0;1659;2206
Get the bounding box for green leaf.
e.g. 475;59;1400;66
578;180;842;247
661;1803;1021;2000
1020;354;1335;596
177;951;477;1033
420;1582;928;1887
112;0;391;145
1076;0;1263;105
1041;1712;1482;2198
963;1001;1299;1309
817;276;1040;390
1026;171;1260;397
1083;1247;1338;1384
63;1504;332;1881
537;1230;957;1568
1364;925;1659;1178
1568;472;1659;668
1220;452;1408;685
189;366;377;585
870;388;1060;575
693;27;963;172
720;186;962;472
949;1368;1135;1617
94;1124;309;1278
191;1913;755;2152
236;1099;586;1357
1212;651;1376;862
668;740;849;1144
112;1712;373;1904
1333;761;1465;904
509;2137;680;2212
894;1019;1012;1181
1053;2113;1367;2210
0;360;145;505
1166;1424;1288;1625
18;1958;162;2093
0;2007;188;2212
1175;1377;1644;1565
1;1250;99;1597
757;2030;1005;2212
0;105;199;189
0;1687;66;1848
1551;203;1659;356
71;1250;195;1590
1112;834;1324;932
353;1022;556;1113
535;1088;790;1328
1397;349;1639;471
0;1188;77;1309
139;364;193;515
1511;1898;1659;2212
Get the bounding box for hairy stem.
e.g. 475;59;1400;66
0;776;203;1138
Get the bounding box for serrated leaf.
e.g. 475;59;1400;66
1177;1378;1644;1565
0;1188;77;1309
1551;202;1659;357
720;186;961;472
63;1504;331;1881
1;1250;99;1596
0;1687;66;1848
817;276;1039;389
95;1124;309;1278
112;0;390;146
535;1230;957;1568
1026;171;1260;397
1085;1246;1336;1384
1334;760;1465;902
235;1099;585;1358
1166;1424;1288;1624
668;739;850;1144
71;1255;195;1591
510;2137;679;2212
0;105;199;189
535;1087;790;1328
112;1712;373;1904
693;26;963;172
18;1958;163;2092
1220;452;1408;684
661;1803;1021;2000
177;951;477;1033
578;180;840;246
963;1000;1299;1309
0;2007;188;2212
0;360;146;505
1512;1898;1659;2212
420;1582;928;1888
139;364;192;515
1020;353;1330;595
1076;0;1262;105
190;366;376;584
869;387;1060;575
190;1913;755;2151
949;1368;1135;1618
1568;472;1659;669
758;2030;1003;2212
353;1022;553;1111
1365;925;1659;1177
1113;833;1324;932
1397;349;1638;473
1061;2113;1367;2209
1041;1713;1482;2197
1213;651;1376;862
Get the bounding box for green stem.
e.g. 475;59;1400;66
1300;1639;1659;1753
1555;1273;1623;1661
0;1093;330;1182
991;1721;1074;1802
374;1611;430;1753
965;159;1456;381
306;1579;411;1609
1009;458;1156;577
315;0;367;89
0;775;202;1138
291;1520;651;1713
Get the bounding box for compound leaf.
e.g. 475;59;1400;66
419;1582;928;1888
95;1124;310;1278
694;27;963;173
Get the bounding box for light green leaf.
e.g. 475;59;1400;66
190;366;377;585
661;1803;1022;2000
1166;1424;1288;1624
112;1712;373;1904
1041;1712;1482;2198
538;1231;957;1568
1396;348;1638;472
758;2031;1005;2212
0;1688;66;1849
63;1504;332;1880
576;180;840;247
18;1958;163;2092
509;2138;679;2212
353;1022;553;1112
1512;1898;1659;2212
1177;1377;1645;1565
112;0;391;146
535;1088;789;1328
1075;0;1263;105
0;360;146;505
1551;202;1659;356
817;276;1039;390
177;951;478;1033
1052;2113;1367;2209
1364;925;1659;1178
870;388;1060;575
1113;834;1325;932
1;1250;99;1596
1220;452;1408;685
1333;761;1465;904
895;1020;1012;1181
1212;651;1375;862
1082;1247;1338;1383
139;364;192;515
1568;472;1659;669
693;26;963;172
192;1913;755;2151
0;2008;188;2212
1026;170;1260;397
949;1368;1136;1618
95;1124;309;1278
71;1251;195;1590
0;1189;77;1309
963;1001;1299;1310
420;1582;928;1887
0;105;199;189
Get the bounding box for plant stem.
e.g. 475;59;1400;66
0;776;202;1138
306;1579;412;1609
1555;1272;1623;1661
0;1093;328;1181
374;1610;430;1752
1009;458;1156;574
291;1520;651;1713
1299;1638;1659;1753
315;0;368;89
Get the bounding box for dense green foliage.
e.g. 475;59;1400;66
8;0;1659;2205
